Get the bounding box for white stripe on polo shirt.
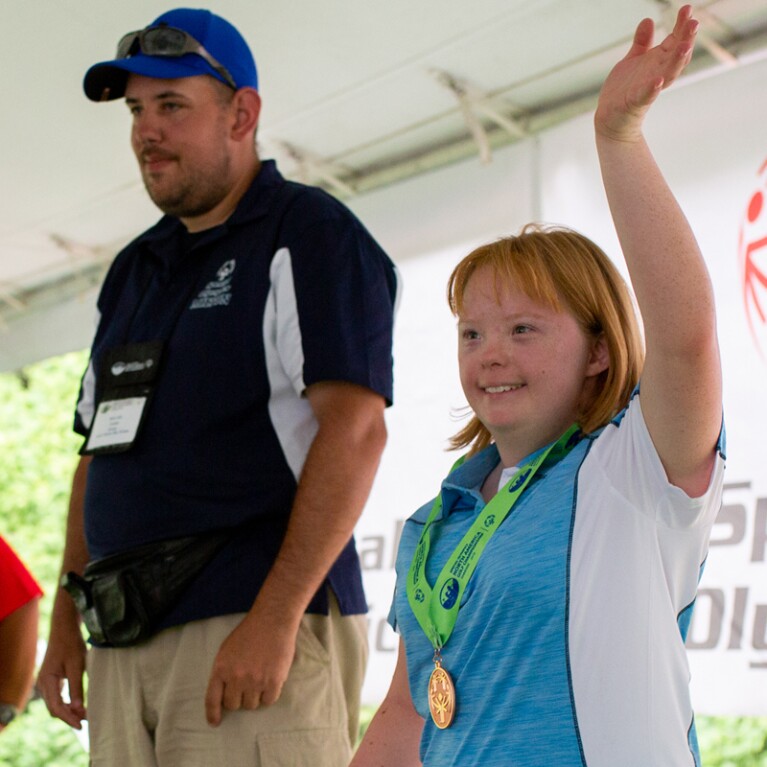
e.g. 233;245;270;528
263;246;318;480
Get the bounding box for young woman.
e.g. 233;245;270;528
352;6;723;766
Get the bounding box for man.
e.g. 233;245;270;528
38;9;398;766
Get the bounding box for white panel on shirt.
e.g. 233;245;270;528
569;396;724;766
76;308;102;430
263;247;318;480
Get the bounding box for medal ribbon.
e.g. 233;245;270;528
406;425;581;651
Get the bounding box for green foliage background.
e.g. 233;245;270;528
0;350;765;765
1;351;89;766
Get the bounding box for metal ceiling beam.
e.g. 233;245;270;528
310;22;767;199
271;140;357;197
657;0;739;67
0;233;113;327
0;288;26;312
428;68;527;164
0;261;107;328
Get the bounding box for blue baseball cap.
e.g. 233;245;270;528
83;8;258;102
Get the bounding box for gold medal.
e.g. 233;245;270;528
428;658;456;729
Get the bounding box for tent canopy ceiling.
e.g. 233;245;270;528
2;0;767;371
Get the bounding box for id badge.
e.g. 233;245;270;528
84;396;148;452
82;341;164;455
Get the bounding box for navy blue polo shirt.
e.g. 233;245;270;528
74;160;398;624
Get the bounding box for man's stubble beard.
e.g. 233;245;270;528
143;147;233;220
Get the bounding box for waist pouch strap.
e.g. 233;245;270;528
62;533;228;647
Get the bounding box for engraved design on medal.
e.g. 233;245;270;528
428;662;456;729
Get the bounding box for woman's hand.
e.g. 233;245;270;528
595;5;698;142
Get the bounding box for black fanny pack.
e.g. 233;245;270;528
62;532;228;647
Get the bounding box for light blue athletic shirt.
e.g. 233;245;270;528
390;393;726;766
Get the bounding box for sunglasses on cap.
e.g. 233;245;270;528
116;24;237;90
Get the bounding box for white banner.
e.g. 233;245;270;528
688;482;767;714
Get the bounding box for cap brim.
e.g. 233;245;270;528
83;53;223;101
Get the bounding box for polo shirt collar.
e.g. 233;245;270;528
132;159;288;256
225;159;285;226
410;445;500;525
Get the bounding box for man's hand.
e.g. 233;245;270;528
204;608;299;726
595;4;698;142
37;619;88;729
203;381;387;727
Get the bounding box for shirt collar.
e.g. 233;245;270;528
410;445;500;524
133;159;287;257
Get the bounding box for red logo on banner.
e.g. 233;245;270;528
739;158;767;360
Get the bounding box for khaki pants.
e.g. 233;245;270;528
87;597;368;767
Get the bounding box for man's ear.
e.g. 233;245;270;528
586;333;610;377
230;87;261;141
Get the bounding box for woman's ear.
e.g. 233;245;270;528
586;333;610;377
